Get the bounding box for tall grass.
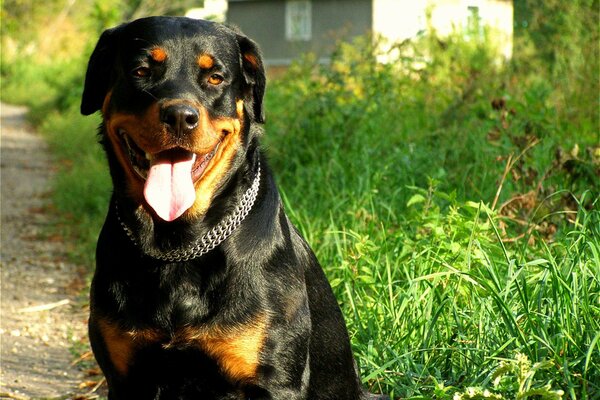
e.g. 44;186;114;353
313;191;599;398
1;13;598;399
263;31;599;398
40;108;110;262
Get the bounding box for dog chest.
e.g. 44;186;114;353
96;314;268;383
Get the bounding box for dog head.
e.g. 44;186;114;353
81;17;265;222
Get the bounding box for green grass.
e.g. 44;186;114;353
260;32;599;398
313;193;599;398
2;21;599;399
40;107;110;263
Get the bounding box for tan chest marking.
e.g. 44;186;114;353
97;315;267;383
97;318;162;376
175;315;267;382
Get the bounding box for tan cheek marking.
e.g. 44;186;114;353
187;132;239;217
108;103;167;152
105;116;144;202
104;104;165;203
198;54;214;69
186;107;244;219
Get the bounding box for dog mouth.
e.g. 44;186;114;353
119;130;219;182
118;129;220;221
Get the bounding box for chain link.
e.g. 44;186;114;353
117;163;261;262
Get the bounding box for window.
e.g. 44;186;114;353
286;1;312;41
467;5;484;39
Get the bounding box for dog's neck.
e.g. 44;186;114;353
115;162;261;262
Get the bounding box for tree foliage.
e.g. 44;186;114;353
1;0;200;60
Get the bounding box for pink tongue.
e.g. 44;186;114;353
144;151;196;222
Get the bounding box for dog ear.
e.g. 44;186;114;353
80;26;122;116
237;34;266;124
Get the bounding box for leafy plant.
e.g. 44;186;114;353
450;353;565;400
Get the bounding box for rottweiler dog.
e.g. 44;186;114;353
81;16;388;400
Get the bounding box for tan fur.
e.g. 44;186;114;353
198;54;214;69
150;47;168;63
97;313;267;382
102;92;244;220
97;319;138;376
176;315;268;382
185;100;245;219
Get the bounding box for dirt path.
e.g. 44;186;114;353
0;103;90;399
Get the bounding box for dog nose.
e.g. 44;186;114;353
160;104;200;135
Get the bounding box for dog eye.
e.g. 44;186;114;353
132;67;151;78
208;74;224;85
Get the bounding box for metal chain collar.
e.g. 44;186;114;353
117;163;261;262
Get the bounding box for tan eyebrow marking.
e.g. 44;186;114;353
150;47;167;62
198;54;214;69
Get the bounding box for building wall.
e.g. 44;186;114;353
372;0;512;59
372;0;427;44
186;0;228;22
227;0;372;66
427;0;513;58
227;0;513;66
478;0;513;59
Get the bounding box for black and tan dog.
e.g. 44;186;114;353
81;16;387;399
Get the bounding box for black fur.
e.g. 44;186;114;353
81;16;388;400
